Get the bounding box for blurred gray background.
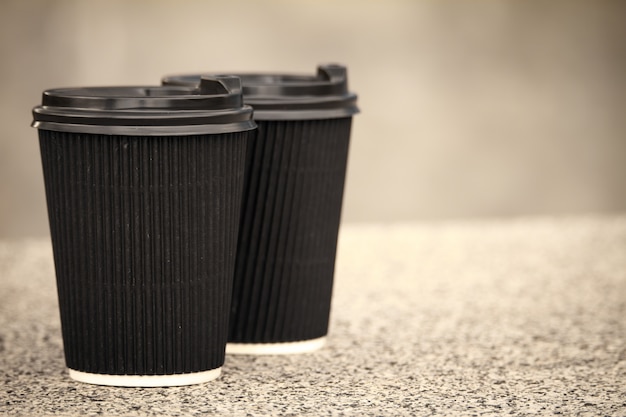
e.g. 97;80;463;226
1;0;625;237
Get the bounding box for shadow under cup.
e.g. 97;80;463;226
32;77;256;386
163;65;359;354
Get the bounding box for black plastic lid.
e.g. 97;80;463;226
162;64;359;121
32;76;256;136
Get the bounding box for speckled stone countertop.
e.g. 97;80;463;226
1;216;625;416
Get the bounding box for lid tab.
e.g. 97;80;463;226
317;64;347;83
199;75;242;96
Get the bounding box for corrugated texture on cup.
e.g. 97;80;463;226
33;78;254;378
39;130;247;374
164;65;359;348
229;118;353;344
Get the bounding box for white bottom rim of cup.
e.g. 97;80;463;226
68;367;221;387
226;336;326;355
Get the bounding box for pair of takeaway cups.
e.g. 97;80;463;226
32;64;359;387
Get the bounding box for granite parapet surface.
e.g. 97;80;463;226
1;216;625;416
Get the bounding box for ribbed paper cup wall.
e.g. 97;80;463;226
39;131;246;374
230;118;352;345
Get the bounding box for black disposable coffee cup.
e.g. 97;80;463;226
163;65;359;354
32;77;256;386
